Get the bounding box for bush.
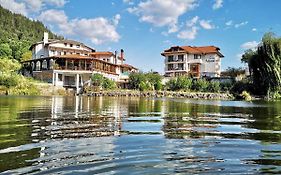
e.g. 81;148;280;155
129;72;162;91
102;78;116;90
91;73;104;87
192;79;209;92
165;78;177;91
0;74;18;88
208;81;220;93
165;76;192;91
230;81;255;94
241;91;252;101
155;81;163;91
220;81;233;92
176;76;192;90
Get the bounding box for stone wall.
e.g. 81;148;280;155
86;90;234;100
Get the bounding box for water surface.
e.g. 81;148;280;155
0;96;281;174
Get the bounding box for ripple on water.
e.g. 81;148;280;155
1;96;281;174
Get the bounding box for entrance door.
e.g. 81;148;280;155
189;64;200;78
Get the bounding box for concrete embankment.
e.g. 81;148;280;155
86;90;234;100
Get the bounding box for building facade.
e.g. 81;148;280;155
22;32;138;92
161;46;224;78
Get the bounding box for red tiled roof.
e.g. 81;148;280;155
120;64;138;70
89;52;114;57
162;45;224;57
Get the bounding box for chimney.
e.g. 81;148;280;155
120;49;124;64
43;32;48;45
114;51;118;64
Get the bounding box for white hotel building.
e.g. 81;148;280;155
22;32;138;92
161;46;224;78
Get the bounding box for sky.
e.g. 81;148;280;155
1;0;281;73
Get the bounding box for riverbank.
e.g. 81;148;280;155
86;90;234;100
0;83;73;96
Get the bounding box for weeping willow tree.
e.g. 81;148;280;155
242;33;281;96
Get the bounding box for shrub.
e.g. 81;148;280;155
165;78;177;91
176;76;192;91
102;78;116;90
91;73;104;87
230;81;255;94
155;81;163;91
241;91;252;101
165;76;192;91
129;72;146;89
208;81;220;93
220;81;233;92
192;79;209;92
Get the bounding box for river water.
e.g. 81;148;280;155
0;96;281;174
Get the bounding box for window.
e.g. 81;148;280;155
76;45;80;48
194;54;201;59
178;55;184;61
64;43;67;47
64;51;67;55
70;44;73;47
174;63;178;70
58;74;63;81
51;50;55;55
168;56;173;62
58;52;61;55
76;53;80;55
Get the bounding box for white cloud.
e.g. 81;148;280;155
113;14;121;26
127;0;197;32
38;9;68;24
123;0;134;5
252;28;257;32
199;20;215;29
186;16;199;27
177;26;198;40
235;21;248;28
167;23;179;33
0;0;68;15
213;0;223;10
0;0;28;15
241;41;259;50
24;0;42;12
43;0;67;7
225;20;233;26
38;9;120;45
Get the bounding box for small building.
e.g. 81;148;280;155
22;32;138;93
161;45;224;78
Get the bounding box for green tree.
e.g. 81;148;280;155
241;32;281;96
165;76;192;91
192;79;209;92
21;51;32;62
129;72;146;89
0;43;12;58
0;57;21;74
146;72;162;90
91;73;104;87
222;67;245;78
102;77;116;89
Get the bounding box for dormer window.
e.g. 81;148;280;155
70;44;73;47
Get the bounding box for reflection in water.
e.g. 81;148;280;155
0;96;281;174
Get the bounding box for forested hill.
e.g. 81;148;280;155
0;5;63;61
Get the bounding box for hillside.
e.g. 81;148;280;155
0;5;63;61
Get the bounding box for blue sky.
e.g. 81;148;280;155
1;0;281;73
